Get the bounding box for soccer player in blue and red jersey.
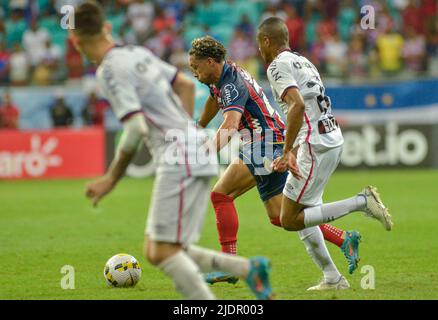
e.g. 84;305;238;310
189;36;361;289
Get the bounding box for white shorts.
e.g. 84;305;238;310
283;143;342;206
145;171;212;246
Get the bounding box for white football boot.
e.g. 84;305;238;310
359;186;393;231
307;276;350;291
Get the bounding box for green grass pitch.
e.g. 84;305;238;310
1;169;437;300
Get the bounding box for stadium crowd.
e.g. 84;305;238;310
0;0;437;88
0;0;437;129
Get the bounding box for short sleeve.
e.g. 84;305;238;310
268;59;299;101
97;62;142;122
220;81;249;114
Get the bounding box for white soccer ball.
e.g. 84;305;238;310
104;253;141;288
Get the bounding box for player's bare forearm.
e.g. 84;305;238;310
213;110;241;152
106;149;136;184
85;149;136;207
198;95;219;128
283;89;305;154
172;72;195;117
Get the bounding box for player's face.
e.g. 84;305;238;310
256;32;270;64
189;55;216;85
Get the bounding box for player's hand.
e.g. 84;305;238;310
272;155;288;173
85;175;116;207
286;151;302;180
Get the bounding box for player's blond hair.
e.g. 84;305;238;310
189;36;227;63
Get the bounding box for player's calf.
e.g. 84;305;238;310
210;192;239;254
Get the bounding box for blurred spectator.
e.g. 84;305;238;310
317;12;337;40
32;38;62;85
261;3;287;22
9;43;29;85
81;91;109;127
229;28;258;78
127;0;155;44
160;0;185;27
0;41;10;84
377;5;397;36
23;19;50;67
152;4;175;33
429;18;438;75
402;0;426;35
50;94;73;127
348;35;368;78
320;0;340;19
284;4;305;52
0;20;6;46
403;27;427;73
308;33;325;71
9;0;28;11
6;8;27;48
236;14;255;39
337;0;357;42
421;0;437;28
145;25;180;61
0;91;20;130
65;37;84;80
376;26;405;75
323;33;348;78
286;0;306;17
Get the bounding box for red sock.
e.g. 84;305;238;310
210;192;239;255
270;217;282;228
319;224;345;248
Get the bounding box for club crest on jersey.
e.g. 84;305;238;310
223;83;239;105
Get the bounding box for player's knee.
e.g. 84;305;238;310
210;191;233;205
281;216;301;231
270;217;282;228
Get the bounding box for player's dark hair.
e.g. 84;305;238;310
189;36;227;63
74;1;105;37
258;17;289;46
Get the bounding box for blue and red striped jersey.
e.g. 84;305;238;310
209;61;285;144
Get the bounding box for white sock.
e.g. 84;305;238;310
298;226;341;283
158;251;215;300
185;245;250;278
303;195;366;228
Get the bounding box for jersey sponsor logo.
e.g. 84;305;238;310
223;83;239;106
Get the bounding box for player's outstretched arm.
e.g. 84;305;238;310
197;95;220;128
213;110;241;152
85;113;148;207
172;72;196;117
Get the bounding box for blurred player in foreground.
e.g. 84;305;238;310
74;1;273;300
257;17;393;289
189;36;361;290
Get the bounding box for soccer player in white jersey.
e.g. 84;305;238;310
256;17;393;290
72;1;273;300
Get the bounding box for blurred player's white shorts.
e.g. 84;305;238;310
283;144;343;206
146;172;212;246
